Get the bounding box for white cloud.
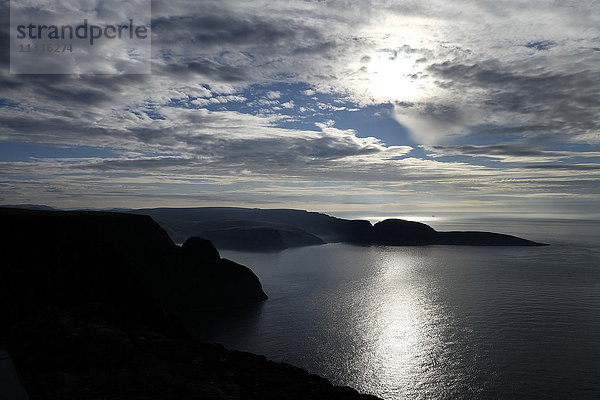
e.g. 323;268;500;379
266;91;281;99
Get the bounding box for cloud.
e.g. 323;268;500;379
3;0;596;146
190;95;247;106
0;103;412;178
422;58;600;143
0;0;599;215
523;164;600;171
423;144;600;163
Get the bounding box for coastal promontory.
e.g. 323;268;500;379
0;207;379;400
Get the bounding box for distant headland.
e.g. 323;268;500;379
128;207;548;251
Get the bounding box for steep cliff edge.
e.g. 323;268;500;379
0;208;267;335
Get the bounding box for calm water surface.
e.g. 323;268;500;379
201;220;600;399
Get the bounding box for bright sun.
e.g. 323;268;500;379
367;53;423;102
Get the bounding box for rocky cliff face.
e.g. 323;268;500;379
0;208;267;336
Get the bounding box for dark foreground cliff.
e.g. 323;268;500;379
0;208;267;335
3;308;379;400
0;208;379;400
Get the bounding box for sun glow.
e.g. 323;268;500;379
367;52;423;102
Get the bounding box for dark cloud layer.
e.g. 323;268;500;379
424;144;600;162
426;59;600;140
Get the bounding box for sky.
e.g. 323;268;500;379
1;0;599;220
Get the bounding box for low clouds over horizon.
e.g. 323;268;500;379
0;0;599;218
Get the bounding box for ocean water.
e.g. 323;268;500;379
201;219;600;399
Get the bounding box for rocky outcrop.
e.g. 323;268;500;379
181;236;221;263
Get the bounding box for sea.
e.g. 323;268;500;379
198;219;600;399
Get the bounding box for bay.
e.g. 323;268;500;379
201;219;600;399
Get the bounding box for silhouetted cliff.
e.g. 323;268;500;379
0;208;267;336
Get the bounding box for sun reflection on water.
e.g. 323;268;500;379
214;238;600;400
345;248;463;399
